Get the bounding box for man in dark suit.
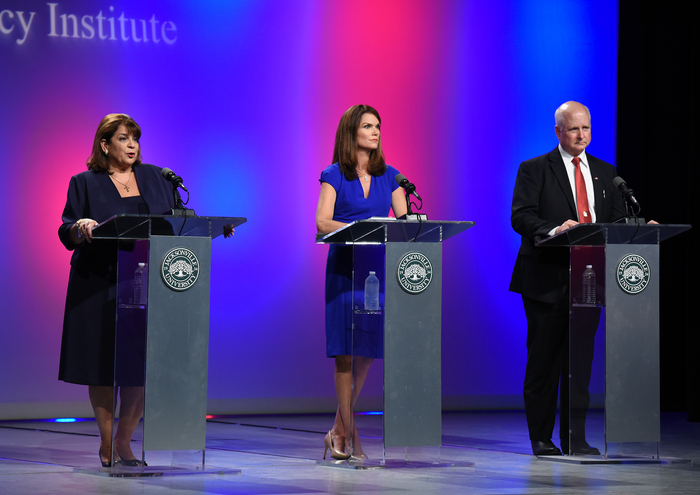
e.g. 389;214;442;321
510;101;626;456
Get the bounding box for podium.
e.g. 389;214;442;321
87;213;246;476
317;218;474;467
537;222;691;462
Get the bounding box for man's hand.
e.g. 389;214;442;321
555;219;579;235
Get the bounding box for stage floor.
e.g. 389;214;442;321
0;411;698;494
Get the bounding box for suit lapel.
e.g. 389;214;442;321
97;171;123;208
548;148;576;216
134;165;154;214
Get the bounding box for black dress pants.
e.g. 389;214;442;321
522;295;599;444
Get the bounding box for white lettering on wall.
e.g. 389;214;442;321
43;3;176;44
1;9;36;45
161;20;176;44
81;15;94;39
0;10;14;35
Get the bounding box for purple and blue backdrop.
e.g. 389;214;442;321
0;0;618;418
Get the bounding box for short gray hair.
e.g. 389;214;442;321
554;102;591;128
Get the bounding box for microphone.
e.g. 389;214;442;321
161;167;188;192
395;173;422;201
612;176;639;207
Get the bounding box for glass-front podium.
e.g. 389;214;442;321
79;214;245;476
317;218;474;468
538;223;691;463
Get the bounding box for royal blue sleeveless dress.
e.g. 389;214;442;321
320;163;400;358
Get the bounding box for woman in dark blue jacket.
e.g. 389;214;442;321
58;114;176;468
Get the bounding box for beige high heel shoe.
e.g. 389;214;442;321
323;431;350;460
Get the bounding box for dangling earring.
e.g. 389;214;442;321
103;149;109;156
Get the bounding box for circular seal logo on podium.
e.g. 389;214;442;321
161;247;200;291
396;251;433;294
616;254;650;294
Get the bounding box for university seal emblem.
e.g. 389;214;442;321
616;254;650;295
396;252;433;294
161;247;200;292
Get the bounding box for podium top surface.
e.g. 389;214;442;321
316;218;475;244
91;214;247;240
535;223;691;247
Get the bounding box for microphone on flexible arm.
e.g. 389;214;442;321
395;173;427;222
162;167;196;217
395;173;422;201
612;176;639;207
612;176;644;223
161;167;188;192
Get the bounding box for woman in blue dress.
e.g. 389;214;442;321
316;105;407;460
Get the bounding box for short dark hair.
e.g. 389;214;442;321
87;114;142;172
332;105;386;180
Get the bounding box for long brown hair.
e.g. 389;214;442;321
332;105;386;180
86;113;143;172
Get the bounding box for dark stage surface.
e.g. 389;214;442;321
0;411;698;494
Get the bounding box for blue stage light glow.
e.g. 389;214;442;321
52;418;78;423
357;411;383;416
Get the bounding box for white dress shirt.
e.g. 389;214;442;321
547;145;597;236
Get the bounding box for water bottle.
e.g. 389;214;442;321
582;265;596;305
134;263;147;305
364;271;379;311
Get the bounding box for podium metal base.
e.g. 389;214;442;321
316;459;474;470
74;465;241;477
316;459;385;470
381;459;474;469
537;455;692;465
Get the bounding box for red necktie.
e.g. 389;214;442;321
573;157;592;223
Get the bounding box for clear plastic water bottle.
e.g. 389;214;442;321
134;263;147;305
364;271;379;311
582;265;596;305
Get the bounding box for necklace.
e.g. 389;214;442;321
110;169;133;192
357;170;370;182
